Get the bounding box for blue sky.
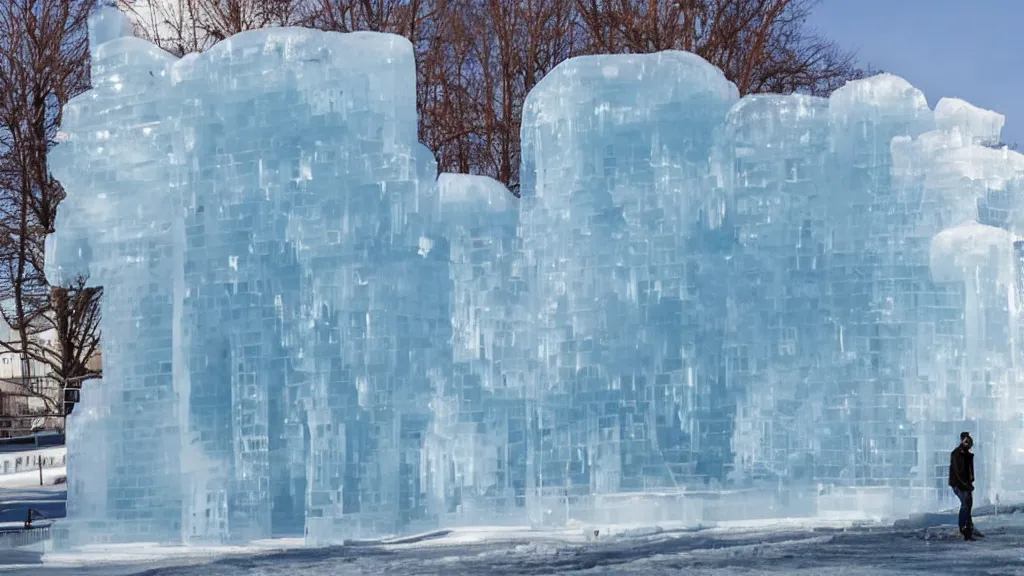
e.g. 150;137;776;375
810;0;1021;145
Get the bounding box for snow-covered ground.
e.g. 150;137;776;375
0;485;64;526
0;511;1021;575
0;482;1021;575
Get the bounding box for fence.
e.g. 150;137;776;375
0;525;52;552
0;446;65;479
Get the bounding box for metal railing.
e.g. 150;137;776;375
0;525;52;551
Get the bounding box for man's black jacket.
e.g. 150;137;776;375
949;446;975;492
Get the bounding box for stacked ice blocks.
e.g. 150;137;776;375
49;8;445;544
47;6;1024;544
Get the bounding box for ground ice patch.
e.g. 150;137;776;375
47;6;1024;545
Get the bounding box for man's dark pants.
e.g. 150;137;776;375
952;487;973;532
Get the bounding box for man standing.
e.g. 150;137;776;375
948;432;978;540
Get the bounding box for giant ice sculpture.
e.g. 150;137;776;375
518;60;1024;522
47;6;1024;545
49;7;446;545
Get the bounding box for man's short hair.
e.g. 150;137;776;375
961;431;971;441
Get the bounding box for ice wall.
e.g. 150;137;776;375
50;6;1024;544
518;60;1024;522
47;14;184;541
715;94;832;487
518;52;738;525
49;8;443;545
435;174;525;523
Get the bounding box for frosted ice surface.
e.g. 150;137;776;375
827;73;932;123
930;221;1015;284
934;97;1005;146
48;7;1024;545
86;5;133;53
438;173;514;214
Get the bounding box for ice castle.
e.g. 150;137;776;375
45;7;1024;544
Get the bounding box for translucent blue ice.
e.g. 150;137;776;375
50;7;443;545
517;59;1024;523
435;174;524;522
48;6;1024;545
48;7;183;542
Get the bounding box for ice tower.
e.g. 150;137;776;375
285;29;449;542
171;31;311;542
49;7;445;545
46;10;184;542
435;174;526;523
517;52;738;526
715;94;832;487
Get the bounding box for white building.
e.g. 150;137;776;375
0;318;64;437
0;322;57;381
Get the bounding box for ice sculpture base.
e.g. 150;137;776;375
526;485;967;530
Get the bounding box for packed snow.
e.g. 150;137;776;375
5;512;1024;575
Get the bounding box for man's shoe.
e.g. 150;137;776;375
970;526;984;539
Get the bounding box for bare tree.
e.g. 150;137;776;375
297;0;578;193
489;0;575;190
119;0;208;54
409;0;479;175
294;0;470;171
123;0;861;191
0;0;104;422
119;0;304;56
296;0;430;32
574;0;860;96
49;277;102;415
0;278;101;421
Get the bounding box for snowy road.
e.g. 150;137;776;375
8;516;1024;575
